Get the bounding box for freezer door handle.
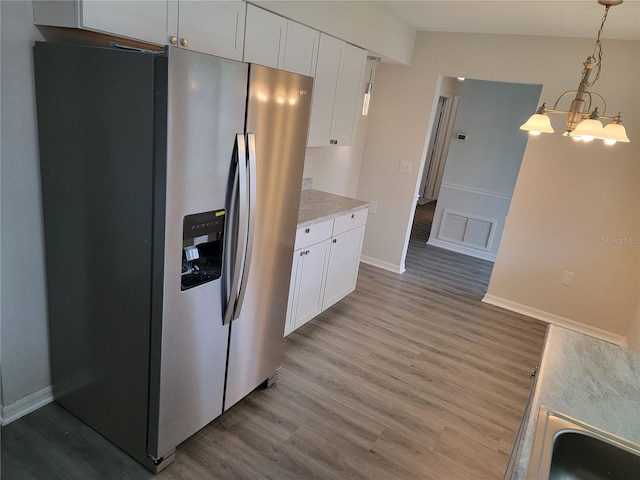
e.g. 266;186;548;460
223;134;249;325
233;132;257;321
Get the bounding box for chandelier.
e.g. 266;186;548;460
520;0;630;145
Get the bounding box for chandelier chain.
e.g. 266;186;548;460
584;5;610;87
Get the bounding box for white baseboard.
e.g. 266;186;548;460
482;294;628;347
1;385;54;426
360;256;405;274
427;238;496;262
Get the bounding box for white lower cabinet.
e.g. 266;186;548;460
285;239;331;336
285;209;368;336
322;225;366;310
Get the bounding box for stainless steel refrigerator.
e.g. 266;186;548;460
34;42;312;472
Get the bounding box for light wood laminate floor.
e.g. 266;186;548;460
1;203;547;479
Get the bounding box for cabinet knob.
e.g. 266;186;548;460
305;228;310;233
170;36;178;46
330;139;338;145
181;38;189;48
332;239;337;243
351;213;355;219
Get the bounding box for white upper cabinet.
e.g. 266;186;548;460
33;1;246;61
243;4;287;68
282;21;319;77
177;1;246;60
307;34;366;147
331;43;367;145
243;5;319;77
33;1;178;45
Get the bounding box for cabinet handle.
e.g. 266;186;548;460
306;250;310;255
351;213;355;219
305;228;310;234
332;239;337;243
330;139;338;145
170;36;178;46
181;38;189;48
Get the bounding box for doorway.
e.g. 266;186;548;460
409;78;542;265
418;78;462;206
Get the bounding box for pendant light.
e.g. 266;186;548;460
362;56;381;116
520;0;630;145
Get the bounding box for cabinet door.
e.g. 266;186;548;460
283;21;319;77
307;33;344;147
244;5;287;69
284;248;301;337
288;239;331;334
81;0;178;45
178;0;246;60
332;43;367;145
323;226;365;310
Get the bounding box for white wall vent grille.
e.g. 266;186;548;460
438;210;495;250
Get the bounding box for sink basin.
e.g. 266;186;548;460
526;406;640;479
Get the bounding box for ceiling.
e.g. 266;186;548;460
375;1;640;41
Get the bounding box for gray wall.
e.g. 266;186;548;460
1;0;50;408
428;78;541;259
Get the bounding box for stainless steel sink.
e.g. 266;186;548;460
526;406;640;479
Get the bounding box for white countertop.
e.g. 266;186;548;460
510;325;640;478
297;189;370;228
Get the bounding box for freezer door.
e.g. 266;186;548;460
34;41;159;469
149;47;248;459
224;65;313;410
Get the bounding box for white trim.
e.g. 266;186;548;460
360;256;405;274
482;294;628;347
1;386;54;426
440;182;513;201
427;238;497;262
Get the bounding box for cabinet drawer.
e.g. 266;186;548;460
295;218;333;250
332;208;368;236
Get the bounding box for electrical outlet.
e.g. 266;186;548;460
399;160;412;174
560;271;574;286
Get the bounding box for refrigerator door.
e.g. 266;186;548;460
150;47;249;459
34;41;159;469
224;65;313;410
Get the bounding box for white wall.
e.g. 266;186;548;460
1;1;50;407
428;79;541;260
358;31;639;338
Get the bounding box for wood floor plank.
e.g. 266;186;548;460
1;201;547;479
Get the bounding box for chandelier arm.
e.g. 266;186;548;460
585;91;608;116
551;90;581;110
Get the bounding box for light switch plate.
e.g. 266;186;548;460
399;160;412;174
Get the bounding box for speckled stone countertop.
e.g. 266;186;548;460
509;325;640;478
297;189;370;228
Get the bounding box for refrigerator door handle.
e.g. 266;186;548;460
223;133;249;325
233;132;257;320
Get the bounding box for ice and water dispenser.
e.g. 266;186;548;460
181;210;225;290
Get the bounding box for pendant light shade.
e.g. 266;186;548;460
570;118;604;141
601;113;630;144
520;107;555;135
